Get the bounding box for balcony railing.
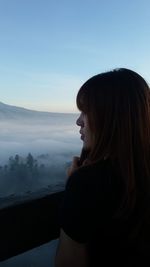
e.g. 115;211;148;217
0;190;64;262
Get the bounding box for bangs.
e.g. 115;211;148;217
76;86;89;113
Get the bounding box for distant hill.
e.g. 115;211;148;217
0;102;76;120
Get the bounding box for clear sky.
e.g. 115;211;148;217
0;0;150;113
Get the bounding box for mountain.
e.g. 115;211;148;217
0;102;76;120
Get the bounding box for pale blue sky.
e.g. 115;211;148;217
0;0;150;112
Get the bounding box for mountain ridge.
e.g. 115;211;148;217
0;101;77;120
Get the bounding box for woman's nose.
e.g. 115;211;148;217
76;114;83;126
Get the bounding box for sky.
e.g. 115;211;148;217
0;0;150;113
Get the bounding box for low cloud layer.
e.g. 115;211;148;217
0;113;82;200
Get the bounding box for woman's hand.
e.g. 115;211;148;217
67;156;80;177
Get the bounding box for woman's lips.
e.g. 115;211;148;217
79;130;84;140
80;133;84;140
81;135;84;140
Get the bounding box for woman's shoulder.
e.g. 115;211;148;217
63;158;125;230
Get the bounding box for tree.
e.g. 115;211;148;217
26;153;34;169
15;154;20;164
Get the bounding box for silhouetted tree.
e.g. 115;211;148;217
26;153;34;169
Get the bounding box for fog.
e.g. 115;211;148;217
0;112;82;204
0;116;81;163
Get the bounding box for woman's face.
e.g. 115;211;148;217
76;112;92;149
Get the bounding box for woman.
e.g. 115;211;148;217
55;68;150;266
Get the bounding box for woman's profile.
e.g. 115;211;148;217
55;68;150;266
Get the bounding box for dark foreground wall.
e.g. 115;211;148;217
0;191;64;262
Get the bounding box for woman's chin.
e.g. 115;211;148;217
83;142;89;150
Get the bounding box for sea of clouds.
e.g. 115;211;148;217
0;113;82;199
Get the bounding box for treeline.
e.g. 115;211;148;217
0;153;50;179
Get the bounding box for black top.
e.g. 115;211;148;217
60;159;150;266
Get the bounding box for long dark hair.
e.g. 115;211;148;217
76;68;150;212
